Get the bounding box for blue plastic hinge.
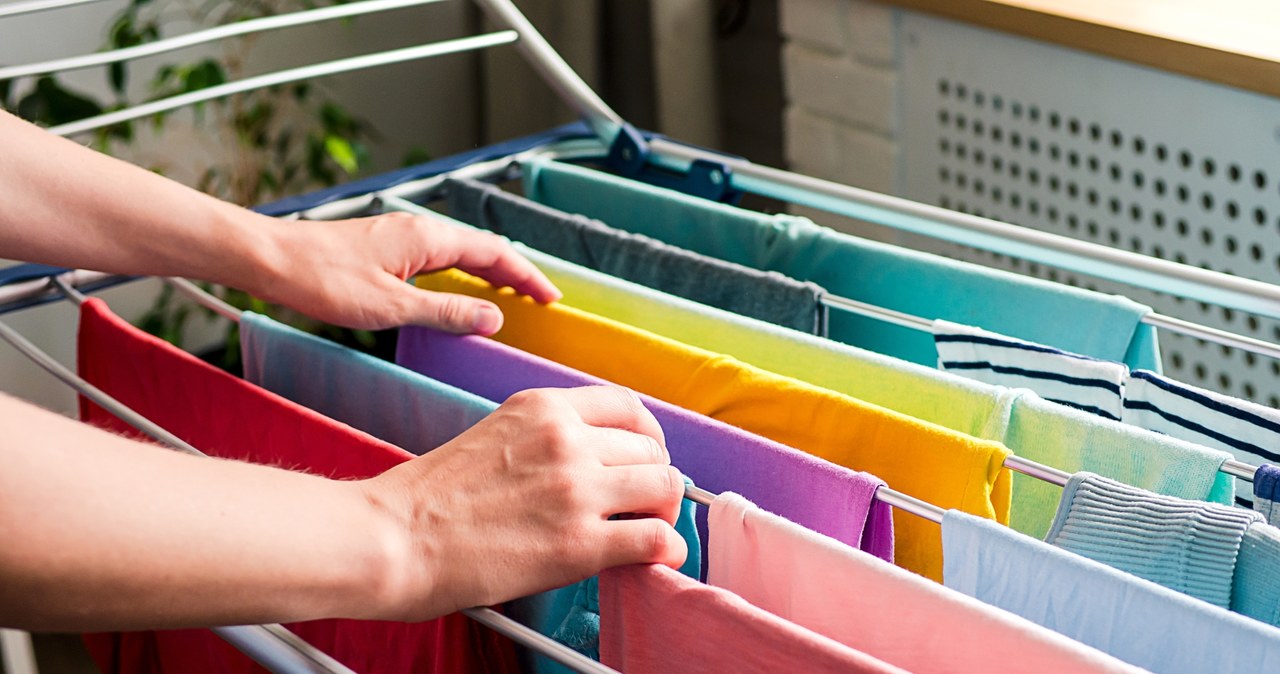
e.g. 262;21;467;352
606;124;742;204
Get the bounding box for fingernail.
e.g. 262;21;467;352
471;305;502;335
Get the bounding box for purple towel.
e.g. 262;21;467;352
396;326;894;564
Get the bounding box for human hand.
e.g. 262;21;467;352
351;386;688;621
253;211;560;333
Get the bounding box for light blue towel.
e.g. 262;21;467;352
238;313;702;673
241;312;493;454
523;158;1161;371
1234;522;1280;627
1045;472;1259;609
943;510;1280;673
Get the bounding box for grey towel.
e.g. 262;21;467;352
445;178;829;335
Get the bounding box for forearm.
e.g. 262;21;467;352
0;110;284;291
0;395;404;631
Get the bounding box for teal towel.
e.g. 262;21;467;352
523;158;1161;371
1046;472;1260;608
239;313;703;674
1234;523;1280;627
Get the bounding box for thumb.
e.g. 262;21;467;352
403;287;504;335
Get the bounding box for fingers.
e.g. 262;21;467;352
587;426;671;466
601;518;689;570
599;464;685;525
399;287;505;335
424;224;562;304
554;386;666;447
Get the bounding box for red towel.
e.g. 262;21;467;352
76;298;521;674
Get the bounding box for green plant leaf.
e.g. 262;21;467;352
324;135;359;175
401;147;431;167
109;61;128;96
17;77;104;126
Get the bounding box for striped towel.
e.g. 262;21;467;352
1124;371;1280;508
932;319;1127;421
1046;472;1261;609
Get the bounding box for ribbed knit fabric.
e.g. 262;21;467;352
1046;472;1261;608
1233;522;1280;627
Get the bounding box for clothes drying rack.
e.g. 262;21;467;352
1;0;1278;670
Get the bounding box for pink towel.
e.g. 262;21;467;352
598;564;904;673
708;493;1143;673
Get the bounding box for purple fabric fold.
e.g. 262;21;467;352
396;326;894;564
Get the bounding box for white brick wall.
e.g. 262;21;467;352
779;0;900;206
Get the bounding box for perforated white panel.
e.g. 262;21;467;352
900;13;1280;406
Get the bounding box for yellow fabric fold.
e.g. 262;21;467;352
419;270;1012;580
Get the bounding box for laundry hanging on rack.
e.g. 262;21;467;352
74;298;522;674
237;311;702;672
394;325;896;563
444;177;829;335
705;492;1142;673
597;563;906;673
941;510;1280;673
520;157;1162;371
416;269;1012;581
933;320;1274;506
423;212;1233;539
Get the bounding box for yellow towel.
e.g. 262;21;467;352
420;270;1012;580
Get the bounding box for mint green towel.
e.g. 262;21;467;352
523;158;1161;371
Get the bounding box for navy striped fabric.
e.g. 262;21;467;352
934;320;1280;508
934;320;1127;421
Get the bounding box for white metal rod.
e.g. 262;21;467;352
0;630;37;674
461;608;618;674
165;277;243;321
471;0;622;144
822;293;933;332
1143;312;1280;361
47;31;518;137
0;270;111;307
0;0;108;19
875;487;946;524
0;0;451;81
646;138;1280;321
684;484;715;505
1005;455;1071;486
1223;459;1259;481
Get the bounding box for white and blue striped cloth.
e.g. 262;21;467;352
934;320;1280;507
933;320;1127;420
